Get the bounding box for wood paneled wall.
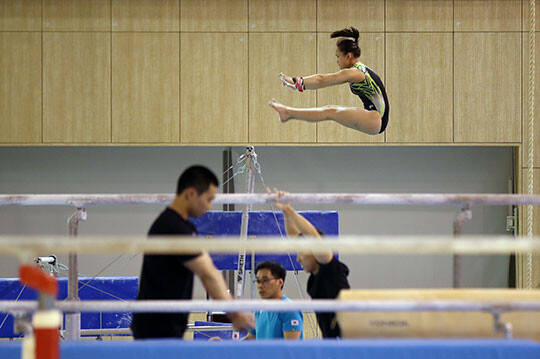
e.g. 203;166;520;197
520;169;540;289
0;0;531;146
1;0;540;289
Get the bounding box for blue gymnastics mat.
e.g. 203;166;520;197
0;277;138;338
1;339;540;359
193;210;339;270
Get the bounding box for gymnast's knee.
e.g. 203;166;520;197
321;105;341;120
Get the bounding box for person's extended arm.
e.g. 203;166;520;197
282;205;333;264
283;205;301;237
267;187;301;236
280;69;365;91
282;205;319;237
185;252;255;330
269;188;333;264
283;331;302;340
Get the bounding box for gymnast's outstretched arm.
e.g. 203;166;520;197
279;69;365;91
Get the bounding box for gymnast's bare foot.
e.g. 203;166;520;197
268;99;291;123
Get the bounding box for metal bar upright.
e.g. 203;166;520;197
65;208;86;340
222;147;236;299
453;204;472;288
235;147;255;300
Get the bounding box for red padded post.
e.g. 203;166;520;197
19;265;58;297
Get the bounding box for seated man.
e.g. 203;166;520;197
269;188;350;338
246;261;303;340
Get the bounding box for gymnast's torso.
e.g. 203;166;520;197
349;62;390;133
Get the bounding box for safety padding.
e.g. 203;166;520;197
192;210;339;270
337;289;540;340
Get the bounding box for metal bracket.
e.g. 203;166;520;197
68;208;87;235
506;207;517;232
506;216;516;232
13;312;33;336
35;255;58;276
490;311;513;339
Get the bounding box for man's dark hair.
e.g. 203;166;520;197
176;165;219;195
255;260;286;289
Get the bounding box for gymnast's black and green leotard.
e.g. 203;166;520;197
349;62;389;134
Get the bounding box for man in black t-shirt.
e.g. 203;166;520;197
131;166;254;339
269;188;350;338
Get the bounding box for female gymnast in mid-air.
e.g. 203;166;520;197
269;27;389;135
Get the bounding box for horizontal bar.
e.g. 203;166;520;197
0;194;173;207
78;328;132;336
2;300;540;314
0;236;539;257
78;325;233;336
1;193;540;207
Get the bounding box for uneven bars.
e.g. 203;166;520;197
0;236;539;257
2;193;540;207
1;299;540;314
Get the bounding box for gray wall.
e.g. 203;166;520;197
0;146;514;299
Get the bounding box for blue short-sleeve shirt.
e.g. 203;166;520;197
249;296;303;339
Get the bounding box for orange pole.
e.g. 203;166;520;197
19;265;60;359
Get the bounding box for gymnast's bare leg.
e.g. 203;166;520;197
269;99;381;135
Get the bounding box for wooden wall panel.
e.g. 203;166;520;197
43;0;110;31
454;33;521;143
249;33;316;143
181;33;247;143
248;0;316;32
523;0;539;31
181;0;247;32
386;0;453;32
0;0;533;147
386;33;453;143
112;0;179;32
0;0;41;31
522;32;540;167
317;33;384;143
43;33;110;143
317;0;383;32
520;169;540;289
455;0;521;32
0;33;41;143
112;33;179;143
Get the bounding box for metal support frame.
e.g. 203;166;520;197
222;147;236;300
65;208;86;340
76;324;235;338
452;204;472;288
235;146;256;300
5;299;530;340
222;147;235;212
